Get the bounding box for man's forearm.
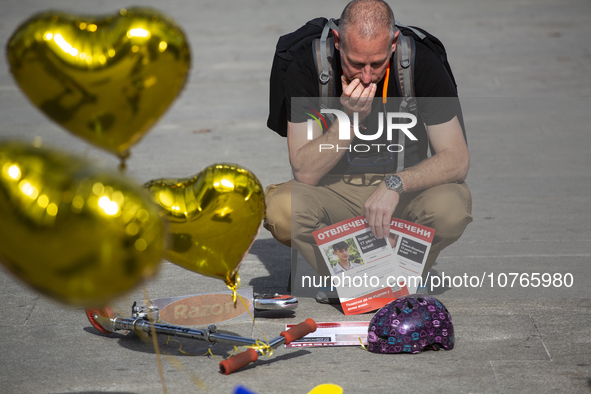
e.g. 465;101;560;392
363;115;469;238
289;119;353;185
396;146;470;193
396;116;470;192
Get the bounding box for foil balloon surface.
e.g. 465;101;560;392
6;8;191;159
144;164;265;293
0;142;166;307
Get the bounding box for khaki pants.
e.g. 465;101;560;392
263;175;472;278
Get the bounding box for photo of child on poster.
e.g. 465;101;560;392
324;239;364;275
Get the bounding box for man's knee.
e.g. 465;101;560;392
413;182;472;239
263;182;292;247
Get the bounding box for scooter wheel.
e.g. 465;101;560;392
85;306;115;335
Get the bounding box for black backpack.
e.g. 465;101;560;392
266;18;459;137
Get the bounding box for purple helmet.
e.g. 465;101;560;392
367;295;454;354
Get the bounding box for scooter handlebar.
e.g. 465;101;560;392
280;318;317;345
219;348;258;375
218;319;317;374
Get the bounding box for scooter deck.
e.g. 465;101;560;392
130;288;297;327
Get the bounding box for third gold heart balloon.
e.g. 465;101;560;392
144;164;265;298
6;8;191;164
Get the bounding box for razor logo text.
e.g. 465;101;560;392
173;302;235;319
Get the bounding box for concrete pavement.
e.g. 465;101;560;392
0;0;590;393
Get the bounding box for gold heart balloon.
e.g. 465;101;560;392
144;164;265;296
0;142;166;307
6;8;191;161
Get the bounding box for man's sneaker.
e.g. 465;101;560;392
415;286;429;295
316;290;340;304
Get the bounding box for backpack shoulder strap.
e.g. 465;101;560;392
394;30;417;114
311;19;338;125
393;27;417;172
312;20;338;105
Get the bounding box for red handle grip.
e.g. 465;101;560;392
219;348;258;375
280;318;317;345
85;306;115;335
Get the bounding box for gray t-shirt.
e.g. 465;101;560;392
332;260;363;275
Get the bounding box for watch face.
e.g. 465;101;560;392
386;175;402;191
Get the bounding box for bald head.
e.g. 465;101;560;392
339;0;396;50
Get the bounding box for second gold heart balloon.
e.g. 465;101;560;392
6;8;191;160
0;142;166;307
144;164;265;295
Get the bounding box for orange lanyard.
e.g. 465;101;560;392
382;62;390;104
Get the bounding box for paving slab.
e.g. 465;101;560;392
0;267;39;326
530;313;591;364
490;361;591;394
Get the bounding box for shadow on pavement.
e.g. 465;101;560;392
247;238;292;293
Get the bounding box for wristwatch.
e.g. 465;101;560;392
384;174;405;194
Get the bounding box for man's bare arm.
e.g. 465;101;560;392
364;115;470;238
288;78;376;185
288;118;350;185
396;115;469;190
